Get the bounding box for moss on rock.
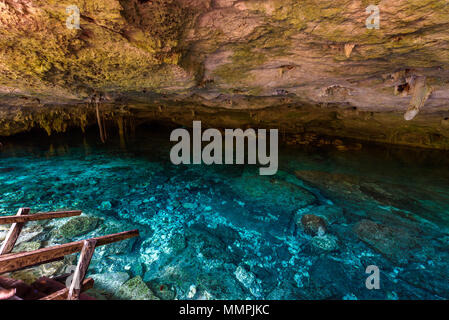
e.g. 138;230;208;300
59;215;100;238
115;276;160;300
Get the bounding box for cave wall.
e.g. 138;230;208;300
1;0;449;147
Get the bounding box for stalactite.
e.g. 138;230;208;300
103;115;108;141
344;43;355;58
95;102;105;143
404;76;433;121
117;116;126;149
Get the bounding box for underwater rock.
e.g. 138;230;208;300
299;214;327;236
15;224;44;246
92;253;143;276
228;171;317;237
12;241;41;253
9;260;65;285
307;205;345;225
115;276;160;300
294;170;434;225
194;269;248;300
232;172;316;211
0;225;9;241
187;284;197;299
185;224;239;264
343;293;358;300
399;266;449;299
38;261;66;278
234;265;262;298
147;282;177;300
90;272;130;295
169;232;186;253
100;201;112;210
353;219;420;264
9;269;41;285
307;257;352;299
58;215;100;239
93;220;139;256
96;236;136;256
295;170;367;204
182;202;198;210
266;287;296;300
310;234;339;253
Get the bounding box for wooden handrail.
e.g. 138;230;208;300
68;239;96;300
0;208;30;255
0;229;139;274
0;210;82;225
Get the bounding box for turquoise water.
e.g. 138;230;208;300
1;127;449;300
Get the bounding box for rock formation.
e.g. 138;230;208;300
1;0;449;148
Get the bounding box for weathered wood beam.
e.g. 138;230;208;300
0;256;64;274
0;229;139;274
68;239;97;300
39;278;94;300
0;286;21;300
0;210;81;225
0;208;30;255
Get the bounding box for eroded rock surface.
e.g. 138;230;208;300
1;0;449;147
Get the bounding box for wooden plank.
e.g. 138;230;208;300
0;257;64;274
68;239;97;300
0;210;81;225
39;278;94;300
0;286;20;300
0;229;139;274
0;208;30;255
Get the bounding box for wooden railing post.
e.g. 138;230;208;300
0;208;30;255
67;239;97;300
0;229;139;274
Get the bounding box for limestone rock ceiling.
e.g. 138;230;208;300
0;0;449;141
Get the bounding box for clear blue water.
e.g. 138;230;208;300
1;127;449;300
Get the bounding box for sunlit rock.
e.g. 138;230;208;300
115;276;160;300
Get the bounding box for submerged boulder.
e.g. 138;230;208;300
147;281;177;300
310;234;339;253
231;173;316;211
9;260;66;285
234;265;262;298
353;219;421;264
299;214;327;236
115;276;160;300
12;241;41;253
90;272;130;296
59;215;100;238
15;224;44;245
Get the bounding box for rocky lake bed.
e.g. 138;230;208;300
1;129;449;300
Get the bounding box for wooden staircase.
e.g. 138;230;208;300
0;208;139;300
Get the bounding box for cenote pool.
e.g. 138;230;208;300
1;127;449;300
